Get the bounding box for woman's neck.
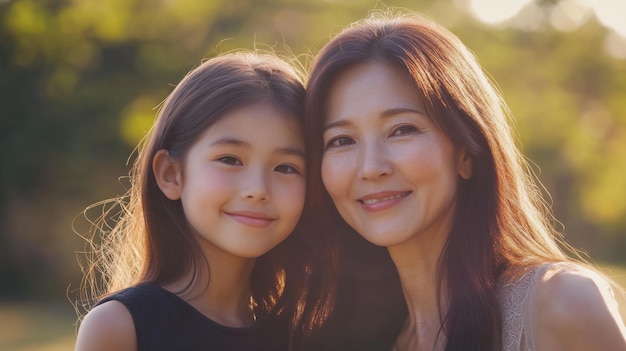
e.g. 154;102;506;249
388;232;448;351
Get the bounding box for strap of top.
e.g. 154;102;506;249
497;263;555;351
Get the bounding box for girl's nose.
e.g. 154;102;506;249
242;170;270;202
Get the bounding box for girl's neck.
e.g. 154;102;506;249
388;232;448;351
166;253;257;328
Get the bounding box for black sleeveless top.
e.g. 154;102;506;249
99;283;290;351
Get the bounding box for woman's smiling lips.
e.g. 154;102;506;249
225;211;276;228
357;191;412;212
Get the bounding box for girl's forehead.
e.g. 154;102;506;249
197;103;303;143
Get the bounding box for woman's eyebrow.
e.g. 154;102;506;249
323;119;351;133
323;107;426;132
380;107;425;118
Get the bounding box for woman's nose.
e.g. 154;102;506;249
357;141;393;180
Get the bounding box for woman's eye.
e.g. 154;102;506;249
218;156;242;166
275;164;299;174
391;125;418;136
326;136;355;149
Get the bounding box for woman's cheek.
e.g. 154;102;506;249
321;153;353;198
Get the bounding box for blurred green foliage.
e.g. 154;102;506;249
0;0;625;301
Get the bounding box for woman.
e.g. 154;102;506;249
304;12;626;351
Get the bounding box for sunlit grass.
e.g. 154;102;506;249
0;301;76;351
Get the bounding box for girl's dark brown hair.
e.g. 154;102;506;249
80;51;335;338
305;12;570;351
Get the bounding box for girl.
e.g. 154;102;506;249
75;51;334;351
305;11;626;351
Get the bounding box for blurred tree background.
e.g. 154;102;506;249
0;0;625;316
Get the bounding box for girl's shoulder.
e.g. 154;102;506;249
75;299;136;351
531;262;626;350
75;283;162;351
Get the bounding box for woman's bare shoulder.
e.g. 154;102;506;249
75;300;137;351
533;263;626;351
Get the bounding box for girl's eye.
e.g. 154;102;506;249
275;164;299;174
391;125;418;136
325;136;355;149
218;156;242;166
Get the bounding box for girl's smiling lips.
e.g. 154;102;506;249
225;211;276;228
357;191;412;212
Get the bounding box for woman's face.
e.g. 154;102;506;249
321;61;471;247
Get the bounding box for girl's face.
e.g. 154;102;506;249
321;62;471;248
176;103;306;259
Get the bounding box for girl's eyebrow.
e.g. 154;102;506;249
210;137;305;158
323;107;425;132
210;137;246;147
279;147;306;158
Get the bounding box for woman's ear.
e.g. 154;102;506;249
153;149;182;200
457;149;473;180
